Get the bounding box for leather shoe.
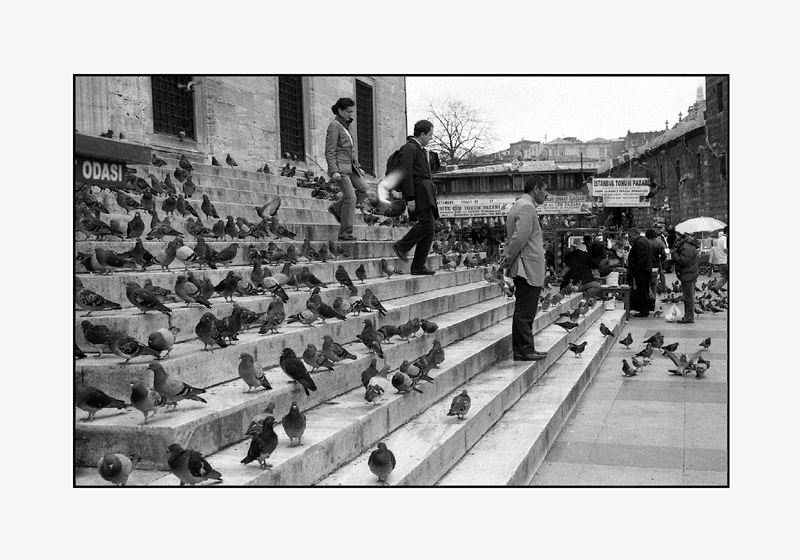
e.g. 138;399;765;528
513;352;547;362
633;312;649;318
677;317;694;324
337;234;356;242
411;267;435;276
393;243;409;263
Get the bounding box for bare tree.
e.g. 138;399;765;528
426;97;495;165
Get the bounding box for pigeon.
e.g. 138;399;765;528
245;403;276;437
235;305;267;331
279;348;317;396
195;311;228;351
398;319;416;341
129;378;168;424
303;344;334;372
109;333;161;364
126;213;146;239
75;382;127;421
147;326;181;359
268;215;297;239
316;299;347;322
259;300;286;334
201;194;219;219
447;390;471;420
621;359;638;377
218;306;245;343
392;370;423;394
361;289;388;316
333;296;351;316
241;415;279;470
381;258;403;278
661;342;679;354
301;238;320;261
619;333;633;349
255;197;281;220
212;243;239;268
555;321;578;331
361;357;390;389
75;282;123;317
568;341;587;357
643;332;664;348
226;153;238;168
94;248;136;271
97;453;138;486
635;344;654;359
299;266;328;290
364;382;385;405
697;356;711;370
377;324;400;344
150;362;207;412
211;156;221;167
79;320;114;357
699;337;711;350
426;339;445;368
168;444;223;485
323;334;357;363
75;344;87;359
420;319;438;334
282;402;307;448
287;302;320;328
599;323;614;337
126;282;172;315
355;263;367;283
152;153;167;167
357;318;384;359
664;350;693;376
368;442;396;485
237;352;272;392
179;153;194;172
335;265;355;289
100;129;114;138
175;275;213;308
631;355;649;369
213;270;240;302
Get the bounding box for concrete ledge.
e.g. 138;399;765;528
436;309;626;486
315;300;606;486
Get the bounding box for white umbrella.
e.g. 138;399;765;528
675;217;726;234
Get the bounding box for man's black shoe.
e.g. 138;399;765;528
513;352;547;362
411;268;435;276
633;312;649;318
393;243;409;263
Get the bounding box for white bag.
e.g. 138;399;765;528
665;303;684;323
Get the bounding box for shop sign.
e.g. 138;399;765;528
438;196;517;218
591;177;651;207
539;194;593;215
74;155;127;187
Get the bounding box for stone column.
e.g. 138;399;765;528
74;77;110;136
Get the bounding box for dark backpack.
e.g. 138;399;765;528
385;148;402;177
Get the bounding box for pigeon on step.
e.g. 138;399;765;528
241;416;278;470
447;390;471;420
368;442;396;485
75;382;127;421
282;402;307;448
97;453;139;486
150;362;207;412
168;444;223;485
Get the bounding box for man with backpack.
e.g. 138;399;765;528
392;120;439;275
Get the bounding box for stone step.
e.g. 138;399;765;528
73;293;581;483
75;250;475;312
436;309;626;486
315;301;608;486
75;270;512;399
75;293;559;473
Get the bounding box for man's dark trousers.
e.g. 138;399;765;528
631;270;652;314
512;276;542;354
396;206;435;271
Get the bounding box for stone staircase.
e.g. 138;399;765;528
74;156;627;486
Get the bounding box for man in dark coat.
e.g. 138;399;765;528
626;227;653;317
671;230;701;323
392;120;439;275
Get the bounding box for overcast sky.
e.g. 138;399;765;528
405;76;704;152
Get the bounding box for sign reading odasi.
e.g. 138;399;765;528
74;156;126;187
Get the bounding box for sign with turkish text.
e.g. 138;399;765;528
539;194;593;215
591;177;651;207
74;156;127;188
438;196;517;218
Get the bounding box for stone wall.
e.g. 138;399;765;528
75;76;407;181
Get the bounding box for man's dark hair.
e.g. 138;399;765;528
583;234;593;246
628;227;640;238
645;228;656;239
413;119;434;137
523;175;547;193
331;97;355;115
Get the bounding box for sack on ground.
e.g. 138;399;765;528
665;303;683;323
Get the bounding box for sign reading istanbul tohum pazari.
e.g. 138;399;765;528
591;177;651;207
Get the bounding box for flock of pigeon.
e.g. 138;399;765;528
76;151;499;485
616;328;712;379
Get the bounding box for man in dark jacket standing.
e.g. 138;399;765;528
626;227;653;317
671;230;701;323
393;120;439;275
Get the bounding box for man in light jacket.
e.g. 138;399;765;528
710;227;728;290
501;176;549;361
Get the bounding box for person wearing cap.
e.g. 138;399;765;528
710;227;728;290
671;230;701;323
559;242;602;299
626;227;653;317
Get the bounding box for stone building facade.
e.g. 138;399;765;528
74;76;408;181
